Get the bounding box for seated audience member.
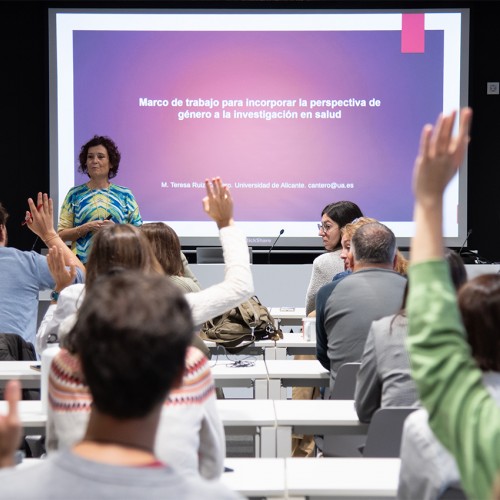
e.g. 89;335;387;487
315;221;407;392
0;194;84;352
334;217;377;280
399;272;500;498
42;177;250;479
305;201;363;315
140;223;208;357
404;108;500;500
0;271;241;499
335;216;407;282
37;177;252;351
292;201;362;457
141;222;201;293
354;248;467;423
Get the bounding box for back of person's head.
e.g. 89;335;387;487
78;135;121;179
458;273;500;372
0;202;8;226
85;224;162;288
350;222;396;265
72;270;194;419
395;247;467;318
444;247;467;290
140;222;183;277
341;216;378;241
321;201;363;229
394;250;409;276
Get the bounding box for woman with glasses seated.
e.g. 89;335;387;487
293;200;363;458
305;201;363;315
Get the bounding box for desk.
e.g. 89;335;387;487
0;361;41;390
222;458;286;499
0;400;45;435
211;360;269;399
273;399;368;457
265;359;329;399
271;332;316;359
286;457;400;499
270;307;306;331
217;399;276;457
205;332;316;361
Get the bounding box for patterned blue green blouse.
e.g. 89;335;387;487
58;183;142;263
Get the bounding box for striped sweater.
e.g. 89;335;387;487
47;345;225;479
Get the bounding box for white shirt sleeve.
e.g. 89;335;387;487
186;225;254;326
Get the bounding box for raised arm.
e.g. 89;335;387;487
410;108;472;263
26;192;85;276
201;177;234;229
406;108;500;499
186;177;253;326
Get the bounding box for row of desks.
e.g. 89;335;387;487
0;398;367;458
0;358;329;399
211;358;328;399
19;455;400;499
206;329;316;360
222;457;400;499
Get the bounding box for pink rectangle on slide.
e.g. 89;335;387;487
401;14;425;53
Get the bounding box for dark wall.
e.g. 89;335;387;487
1;1;499;262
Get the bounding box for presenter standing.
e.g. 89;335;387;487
58;136;142;264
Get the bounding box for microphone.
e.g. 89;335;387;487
268;229;284;264
458;229;472;256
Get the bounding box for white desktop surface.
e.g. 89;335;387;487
270;307;306;319
0;400;45;428
222;458;286;497
265;359;329;381
285;457;400;498
211;359;269;399
210;359;268;380
274;399;363;428
0;361;40;379
216;399;276;427
277;331;315;348
0;361;41;389
273;399;367;457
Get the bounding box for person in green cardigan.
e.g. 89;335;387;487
406;106;500;500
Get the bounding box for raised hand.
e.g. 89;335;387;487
412;108;472;207
410;107;472;263
26;192;56;242
202;177;234;229
47;246;77;293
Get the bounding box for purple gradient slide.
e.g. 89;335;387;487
73;29;443;223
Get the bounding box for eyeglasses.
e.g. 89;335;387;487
317;223;337;233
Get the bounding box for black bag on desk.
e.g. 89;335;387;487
200;296;283;354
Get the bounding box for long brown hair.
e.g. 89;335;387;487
140;222;184;277
85;224;163;288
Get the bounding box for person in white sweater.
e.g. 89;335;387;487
293;200;363;457
38;177;253;480
0;271;241;500
305;200;363;315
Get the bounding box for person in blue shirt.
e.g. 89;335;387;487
0;194;85;351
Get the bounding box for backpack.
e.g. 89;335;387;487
200;296;283;354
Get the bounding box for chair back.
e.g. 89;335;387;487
362;406;417;457
329;362;361;400
439;485;467;499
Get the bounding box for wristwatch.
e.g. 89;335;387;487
50;290;60;302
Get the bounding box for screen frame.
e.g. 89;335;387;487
48;6;470;249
